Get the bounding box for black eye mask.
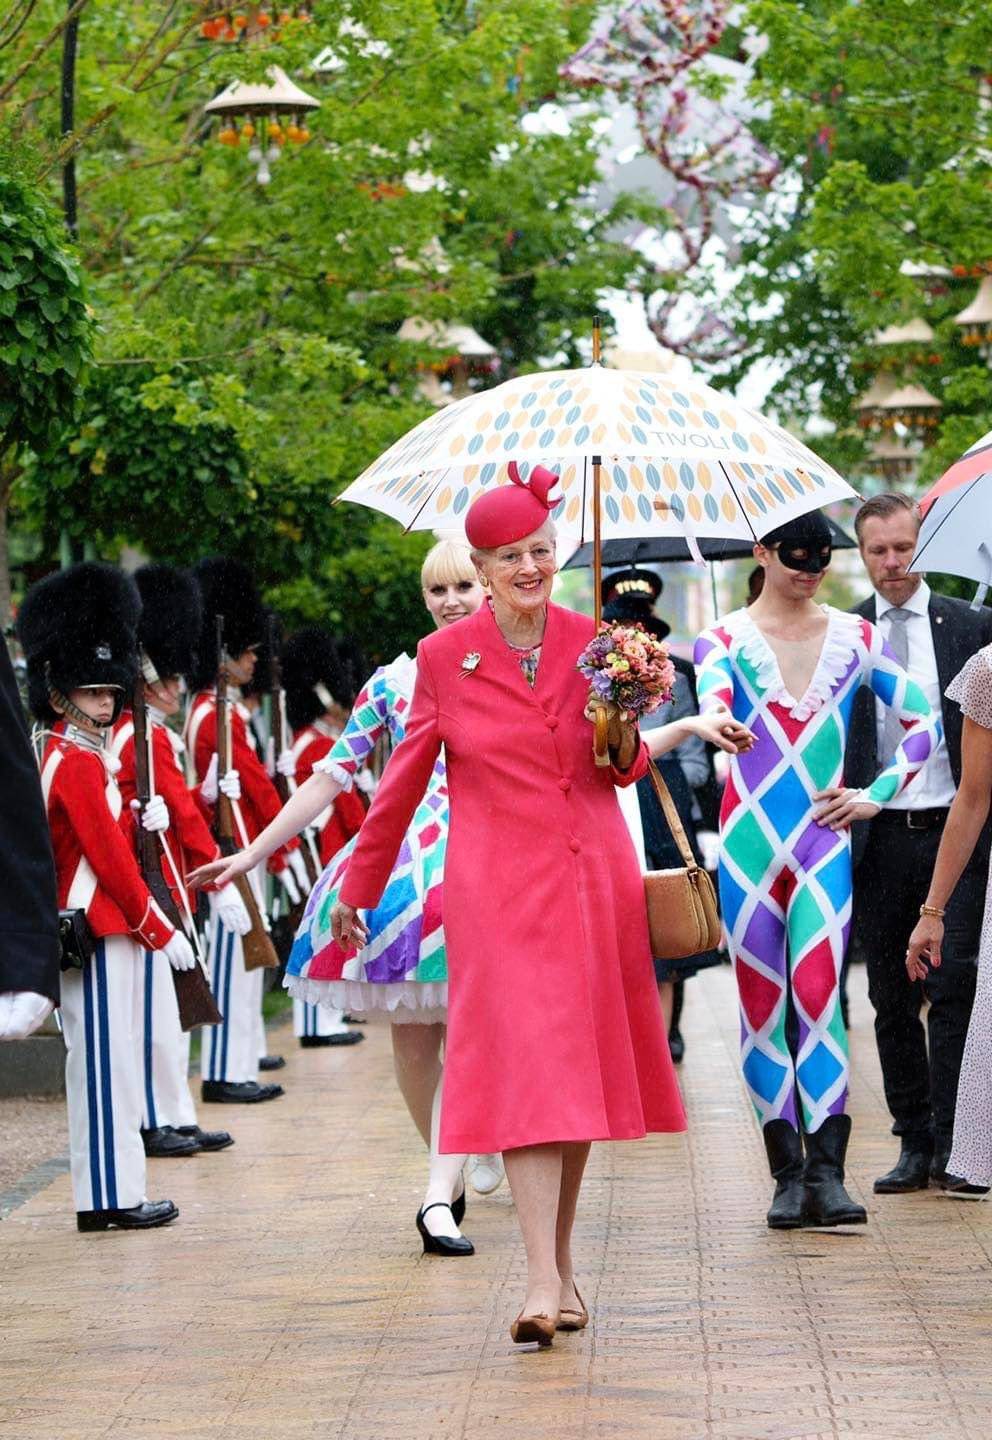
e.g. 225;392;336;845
777;543;832;575
760;512;833;575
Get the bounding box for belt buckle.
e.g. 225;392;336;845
906;810;929;831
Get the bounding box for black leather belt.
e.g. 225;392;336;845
877;807;949;831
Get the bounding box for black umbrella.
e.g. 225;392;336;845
562;514;856;570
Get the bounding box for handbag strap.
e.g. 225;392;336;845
646;758;699;873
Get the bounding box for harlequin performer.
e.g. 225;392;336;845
185;557;309;1103
18;563;189;1231
694;510;942;1230
280;623;366;1048
109;564;252;1156
191;539;488;1258
324;465;756;1346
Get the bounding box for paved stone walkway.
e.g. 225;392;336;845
1;965;990;1440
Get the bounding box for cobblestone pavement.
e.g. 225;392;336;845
1;965;990;1440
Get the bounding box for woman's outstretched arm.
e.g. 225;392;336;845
189;770;343;889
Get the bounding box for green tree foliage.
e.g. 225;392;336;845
0;151;92;620
1;0;643;657
719;0;992;491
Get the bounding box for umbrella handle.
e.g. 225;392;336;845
593;702;611;768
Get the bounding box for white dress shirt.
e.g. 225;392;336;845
873;581;956;809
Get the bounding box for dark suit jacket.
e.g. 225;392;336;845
1;641;60;1003
845;590;992;870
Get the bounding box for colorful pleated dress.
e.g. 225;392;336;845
284;653;449;1023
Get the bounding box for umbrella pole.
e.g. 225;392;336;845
593;455;602;627
710;562;719;621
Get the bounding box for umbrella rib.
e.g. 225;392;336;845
718;462;759;543
402;469;451;534
911;472;985;568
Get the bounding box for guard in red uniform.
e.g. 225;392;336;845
185;558;308;1101
281;624;366;1048
110;563;251;1155
18;563;188;1232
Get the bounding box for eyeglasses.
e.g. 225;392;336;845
491;544;556;571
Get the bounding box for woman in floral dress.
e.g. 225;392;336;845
907;643;992;1196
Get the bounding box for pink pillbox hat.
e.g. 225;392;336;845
464;462;561;548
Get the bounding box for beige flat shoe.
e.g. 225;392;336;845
509;1311;558;1347
557;1284;589;1332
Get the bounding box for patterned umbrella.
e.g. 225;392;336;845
337;331;857;619
911;429;992;600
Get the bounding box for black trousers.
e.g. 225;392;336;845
852;814;982;1151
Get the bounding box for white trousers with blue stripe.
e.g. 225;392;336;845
201;895;263;1084
140;949;197;1130
60;935;146;1213
293;998;348;1038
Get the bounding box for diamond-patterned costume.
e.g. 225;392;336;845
285;654;449;1021
694;607;941;1133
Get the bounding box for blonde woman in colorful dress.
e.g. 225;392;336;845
907;642;992;1197
192;540;485;1254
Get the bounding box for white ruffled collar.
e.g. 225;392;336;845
731;605;862;721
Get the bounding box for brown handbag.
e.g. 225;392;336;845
642;759;722;960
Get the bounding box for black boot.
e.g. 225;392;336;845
668;981;685;1064
874;1136;933;1194
762;1120;805;1229
801;1115;867;1227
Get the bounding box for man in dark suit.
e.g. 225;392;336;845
846;492;992;1192
0;637;60;1038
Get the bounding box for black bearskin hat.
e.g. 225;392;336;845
189;556;266;691
332;634;367;709
17;562;140;724
281;625;353;731
134;564;202;683
240;606;280;703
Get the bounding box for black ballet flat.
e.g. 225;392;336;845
416;1203;475;1256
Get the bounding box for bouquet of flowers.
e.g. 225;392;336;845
577;621;676;765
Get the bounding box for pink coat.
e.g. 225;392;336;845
341;601;687;1153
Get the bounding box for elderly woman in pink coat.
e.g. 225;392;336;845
333;465;751;1346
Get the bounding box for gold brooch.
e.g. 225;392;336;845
460;651;481;676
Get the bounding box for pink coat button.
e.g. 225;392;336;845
544;714;559;730
568;838;580;854
559;778;571;792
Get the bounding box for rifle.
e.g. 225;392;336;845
131;676;222;1032
215;616;278;971
268;612;322;894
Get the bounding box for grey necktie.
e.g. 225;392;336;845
882;607;912;761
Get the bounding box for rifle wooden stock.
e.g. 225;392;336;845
215;619;278;972
132;679;222;1032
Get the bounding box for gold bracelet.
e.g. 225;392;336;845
919;903;945;919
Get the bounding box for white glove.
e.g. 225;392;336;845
0;991;55;1041
216;883;252;936
130;795;169;833
162;932;197;972
219;768;241;801
287;847;312;896
276;748;297;779
277;866;302;906
354;768;377;798
201;753;219;804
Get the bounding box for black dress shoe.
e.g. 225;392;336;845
299;1032;365;1048
874;1141;933;1194
416;1203;475;1256
141;1126;201;1158
341;1014;367;1024
942;1174;991;1198
77;1199;178;1232
668;1026;685;1065
451;1185;466;1227
258;1054;286;1071
176;1124;234;1152
201;1080;284;1103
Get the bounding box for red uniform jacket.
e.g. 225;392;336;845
110;711;220;917
40;727;175;950
184;691;298;873
289;720;366;866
